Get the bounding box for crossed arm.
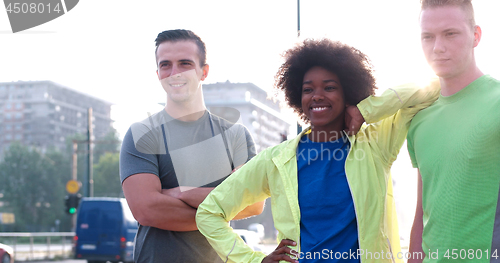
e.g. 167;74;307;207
122;170;264;231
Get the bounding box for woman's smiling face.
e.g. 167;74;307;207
301;66;346;132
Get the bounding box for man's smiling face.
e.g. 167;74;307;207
156;40;208;103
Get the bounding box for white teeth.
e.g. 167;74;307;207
170;83;185;87
312;107;328;111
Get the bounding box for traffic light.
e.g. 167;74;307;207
64;194;82;214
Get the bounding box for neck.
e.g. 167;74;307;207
165;94;206;122
440;66;484;96
308;124;344;142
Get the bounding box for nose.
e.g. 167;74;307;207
433;36;446;53
170;64;181;76
312;91;324;101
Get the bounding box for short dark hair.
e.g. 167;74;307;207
274;39;377;123
154;29;207;66
420;0;475;28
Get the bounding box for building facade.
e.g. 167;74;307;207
203;81;291;153
0;81;113;158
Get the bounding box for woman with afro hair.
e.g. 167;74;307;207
196;39;440;263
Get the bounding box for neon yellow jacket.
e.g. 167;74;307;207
196;80;440;263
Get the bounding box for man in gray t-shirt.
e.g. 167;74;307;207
119;29;262;263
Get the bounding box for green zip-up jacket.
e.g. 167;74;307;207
196;80;440;263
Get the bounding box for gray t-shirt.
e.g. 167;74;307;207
120;110;256;263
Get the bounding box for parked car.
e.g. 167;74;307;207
0;243;14;263
233;229;264;252
74;197;138;263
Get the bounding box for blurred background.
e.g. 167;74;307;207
0;0;499;260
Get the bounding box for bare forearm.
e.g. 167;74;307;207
122;174;198;232
409;219;424;263
178;187;214;208
409;171;425;263
135;193;198;231
233;201;265;220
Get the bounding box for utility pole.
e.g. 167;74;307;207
297;0;300;38
72;142;78;181
297;0;302;134
86;108;93;198
71;137;121;198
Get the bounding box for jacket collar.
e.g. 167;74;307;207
273;127;354;166
272;127;311;166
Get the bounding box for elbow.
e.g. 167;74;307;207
195;206;210;233
135;214;154;227
130;205;157;227
133;211;152;226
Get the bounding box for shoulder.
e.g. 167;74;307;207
131;110;167;133
482;75;500;98
129;110;167;138
123;110;167;154
211;113;249;134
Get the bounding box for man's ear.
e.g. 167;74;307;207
156;70;160;80
201;64;209;81
473;25;482;47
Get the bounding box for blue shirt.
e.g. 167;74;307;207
296;135;359;262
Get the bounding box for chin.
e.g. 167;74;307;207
431;67;452;78
169;95;190;103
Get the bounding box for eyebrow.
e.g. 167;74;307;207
421;27;460;35
303;79;340;85
442;28;459;33
157;59;195;66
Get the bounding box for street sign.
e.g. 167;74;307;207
66;180;80;194
0;213;15;224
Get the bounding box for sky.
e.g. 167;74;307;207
1;0;500;242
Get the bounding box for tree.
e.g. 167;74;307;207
93;152;122;197
93;128;121;161
0;143;71;231
65;128;121;198
0;128;122;232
